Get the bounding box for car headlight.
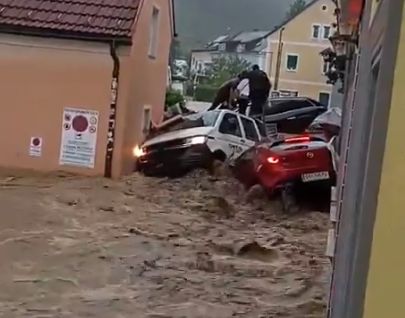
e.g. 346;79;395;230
132;145;146;157
185;136;206;145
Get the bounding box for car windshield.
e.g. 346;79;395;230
183;111;220;127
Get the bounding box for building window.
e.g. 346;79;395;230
312;24;321;39
148;7;160;58
218;43;226;51
286;54;299;71
142;106;152;134
322;59;329;74
319;92;330;107
236;44;245;52
322;25;331;39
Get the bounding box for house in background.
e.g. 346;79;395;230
190;31;273;75
265;0;335;106
0;0;175;178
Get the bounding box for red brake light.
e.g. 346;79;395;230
267;156;279;164
285;136;310;143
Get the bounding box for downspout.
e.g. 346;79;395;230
169;0;178;66
104;39;120;178
171;0;177;37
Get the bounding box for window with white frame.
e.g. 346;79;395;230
142;106;152;133
322;25;331;39
218;43;226;51
286;54;299;71
312;24;321;39
148;7;160;57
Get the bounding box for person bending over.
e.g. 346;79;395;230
207;77;240;111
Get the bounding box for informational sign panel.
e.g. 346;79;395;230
29;137;42;157
59;107;98;168
271;90;299;98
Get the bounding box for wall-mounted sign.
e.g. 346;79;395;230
59;107;98;168
29;137;42;157
271;90;299;98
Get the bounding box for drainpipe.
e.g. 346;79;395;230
273;27;285;91
104;39;120;178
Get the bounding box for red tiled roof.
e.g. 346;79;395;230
0;0;141;38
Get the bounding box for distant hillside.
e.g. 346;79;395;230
174;0;295;51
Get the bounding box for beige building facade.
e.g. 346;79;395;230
0;0;175;178
266;0;336;106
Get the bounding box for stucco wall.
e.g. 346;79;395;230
266;0;335;100
113;0;172;176
0;34;112;175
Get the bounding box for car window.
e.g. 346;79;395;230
277;111;320;134
218;113;242;137
267;99;314;115
183;111;219;127
240;117;259;141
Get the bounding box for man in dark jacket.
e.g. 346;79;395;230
246;65;271;115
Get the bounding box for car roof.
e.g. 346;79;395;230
270;96;313;101
214;109;258;122
269;96;323;105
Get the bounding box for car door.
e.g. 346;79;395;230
240;116;260;147
276;107;325;134
232;146;258;188
216;112;246;159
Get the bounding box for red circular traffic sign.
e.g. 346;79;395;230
72;115;89;132
32;138;40;146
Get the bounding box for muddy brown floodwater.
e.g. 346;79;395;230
0;169;330;318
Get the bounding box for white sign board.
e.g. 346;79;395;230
29;137;42;157
59;107;99;168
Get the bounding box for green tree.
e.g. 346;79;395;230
285;0;307;20
206;55;251;86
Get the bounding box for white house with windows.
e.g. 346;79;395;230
190;31;273;76
264;0;336;106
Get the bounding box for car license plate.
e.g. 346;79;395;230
301;171;329;182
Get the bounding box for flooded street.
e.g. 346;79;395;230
0;170;330;318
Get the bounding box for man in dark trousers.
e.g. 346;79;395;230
246;64;271;115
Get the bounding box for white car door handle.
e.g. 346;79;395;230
287;116;296;120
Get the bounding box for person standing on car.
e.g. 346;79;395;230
207;77;240;111
236;71;250;115
246;64;271;115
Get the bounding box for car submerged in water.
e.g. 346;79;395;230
231;133;336;212
134;109;266;176
250;97;327;135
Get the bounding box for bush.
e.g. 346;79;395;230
165;89;184;109
194;85;217;102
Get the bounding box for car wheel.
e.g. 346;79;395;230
207;150;227;177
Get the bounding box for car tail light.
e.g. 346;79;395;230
285;136;310;143
267;156;279;164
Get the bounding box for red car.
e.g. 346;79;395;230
232;134;335;209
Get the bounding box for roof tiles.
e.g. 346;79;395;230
0;0;141;37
